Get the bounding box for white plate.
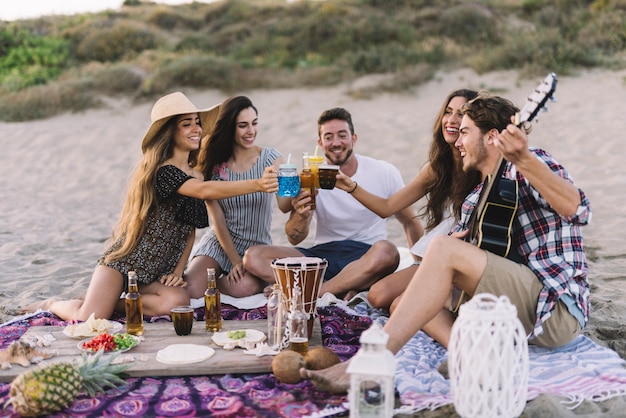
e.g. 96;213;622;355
156;344;215;364
78;334;139;354
63;321;123;339
211;329;266;347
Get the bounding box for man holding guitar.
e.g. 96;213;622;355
302;77;592;393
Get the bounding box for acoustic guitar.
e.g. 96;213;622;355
451;72;558;312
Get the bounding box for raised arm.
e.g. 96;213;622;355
497;122;581;217
335;163;433;218
178;166;278;200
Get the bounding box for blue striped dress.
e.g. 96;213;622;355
191;147;280;272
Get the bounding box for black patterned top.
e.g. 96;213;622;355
98;165;209;285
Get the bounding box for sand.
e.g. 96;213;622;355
1;67;625;416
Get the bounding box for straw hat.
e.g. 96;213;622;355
141;92;221;152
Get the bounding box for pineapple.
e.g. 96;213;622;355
5;350;131;417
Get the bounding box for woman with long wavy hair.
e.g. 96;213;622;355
21;92;279;320
335;89;481;311
184;96;291;299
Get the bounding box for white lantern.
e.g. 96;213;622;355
448;293;529;418
347;320;397;418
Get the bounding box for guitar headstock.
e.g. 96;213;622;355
517;72;557;126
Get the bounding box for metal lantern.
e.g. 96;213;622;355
347;320;397;418
448;293;529;418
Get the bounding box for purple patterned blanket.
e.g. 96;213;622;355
0;305;370;418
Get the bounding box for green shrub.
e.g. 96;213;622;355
76;23;159;62
142;55;241;94
0;35;70;92
0;81;100;121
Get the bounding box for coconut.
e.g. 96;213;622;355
304;346;340;371
272;350;305;384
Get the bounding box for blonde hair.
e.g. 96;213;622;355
104;118;179;263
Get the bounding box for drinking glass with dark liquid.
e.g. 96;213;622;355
125;271;144;336
171;305;194;336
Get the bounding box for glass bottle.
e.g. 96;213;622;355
288;285;309;356
299;152;316;210
204;268;222;332
267;284;286;350
125;271;144;336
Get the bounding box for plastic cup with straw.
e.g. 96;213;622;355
308;146;323;188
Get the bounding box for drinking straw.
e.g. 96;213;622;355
314;145;319;156
287;153;291;164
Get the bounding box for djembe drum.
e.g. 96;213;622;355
270;257;327;338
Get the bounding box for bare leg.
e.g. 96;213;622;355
243;245;305;282
300;362;351;394
368;264;418;309
185;255;223;299
383;236;485;354
43;265;125;321
301;236;487;391
320;240;399;299
140;281;191;316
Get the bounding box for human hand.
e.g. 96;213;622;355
450;229;469;240
260;166;279;193
160;273;188;288
334;170;355;192
223;263;245;286
292;189;314;217
495;117;531;164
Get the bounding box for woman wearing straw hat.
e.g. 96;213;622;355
20;92;279;321
184;96;292;299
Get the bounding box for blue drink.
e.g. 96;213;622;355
278;174;300;197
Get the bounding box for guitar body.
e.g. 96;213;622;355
471;177;518;257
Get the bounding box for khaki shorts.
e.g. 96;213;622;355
474;251;581;348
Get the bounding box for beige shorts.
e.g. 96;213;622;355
474;251;581;348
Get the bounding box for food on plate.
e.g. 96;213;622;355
211;329;265;348
5;349;130;417
271;350;305;384
304;346;341;370
79;333;138;353
227;330;246;340
63;313;122;338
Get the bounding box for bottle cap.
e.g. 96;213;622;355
279;163;297;169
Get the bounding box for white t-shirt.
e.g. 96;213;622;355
313;154;405;245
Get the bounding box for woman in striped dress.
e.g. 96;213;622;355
185;96;292;298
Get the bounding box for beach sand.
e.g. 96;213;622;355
1;68;625;416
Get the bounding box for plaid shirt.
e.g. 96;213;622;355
452;148;591;338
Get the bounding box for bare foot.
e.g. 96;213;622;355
15;297;61;314
300;360;350;394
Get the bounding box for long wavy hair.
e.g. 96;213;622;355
198;96;258;178
422;89;482;230
104;116;190;263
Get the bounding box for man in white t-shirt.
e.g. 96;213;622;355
243;107;423;299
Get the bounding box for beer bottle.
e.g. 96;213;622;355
125;271;144;336
288;286;308;356
204;268;222;332
300;152;316;210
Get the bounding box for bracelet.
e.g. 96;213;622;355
348;182;358;193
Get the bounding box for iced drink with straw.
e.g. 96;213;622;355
307;155;324;188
